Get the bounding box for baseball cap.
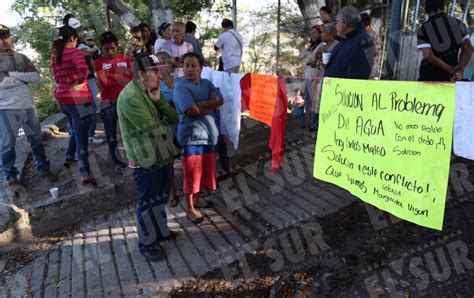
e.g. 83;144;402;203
67;17;81;29
0;24;11;38
82;32;95;41
132;53;169;75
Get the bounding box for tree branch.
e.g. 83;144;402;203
296;0;325;29
148;0;173;33
104;0;141;28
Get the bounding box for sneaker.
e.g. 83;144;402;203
40;171;59;183
140;247;165;262
88;137;104;145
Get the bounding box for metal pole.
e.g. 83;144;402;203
449;0;456;16
276;0;281;75
232;0;237;29
401;0;410;31
385;0;404;80
412;0;421;32
462;0;470;23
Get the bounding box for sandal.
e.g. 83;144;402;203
186;214;204;225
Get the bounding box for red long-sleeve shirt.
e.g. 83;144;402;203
94;54;133;103
51;48;92;105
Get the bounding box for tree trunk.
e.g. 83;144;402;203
148;0;174;33
105;0;141;28
296;0;326;29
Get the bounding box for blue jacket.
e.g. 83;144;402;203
325;24;375;79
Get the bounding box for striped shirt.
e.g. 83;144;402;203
51;48;92;105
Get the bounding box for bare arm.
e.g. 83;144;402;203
195;98;223;109
454;40;473;79
185;93;223;118
185;105;216;117
420;48;454;74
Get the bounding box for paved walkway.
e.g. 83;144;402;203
2;141;357;297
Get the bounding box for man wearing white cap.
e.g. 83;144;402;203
51;13;83;43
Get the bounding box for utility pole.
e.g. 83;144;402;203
276;0;281;75
232;0;237;29
385;0;403;79
461;0;470;22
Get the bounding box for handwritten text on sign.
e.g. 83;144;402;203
247;74;277;126
314;78;455;230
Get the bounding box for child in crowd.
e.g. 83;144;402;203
291;88;305;118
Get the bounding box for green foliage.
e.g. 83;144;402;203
29;73;59;121
172;0;214;21
12;19;54;69
8;0;314;120
241;0;306;75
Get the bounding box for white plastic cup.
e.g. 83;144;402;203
49;187;59;199
322;52;331;65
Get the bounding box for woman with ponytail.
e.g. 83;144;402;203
51;26;97;185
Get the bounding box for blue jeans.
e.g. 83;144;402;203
60;104;92;177
0;108;50;182
100;102;122;165
87;78;99;138
133;164;172;252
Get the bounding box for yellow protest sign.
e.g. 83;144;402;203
314;78;455;230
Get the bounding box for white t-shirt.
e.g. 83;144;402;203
161;39;194;78
215;29;243;71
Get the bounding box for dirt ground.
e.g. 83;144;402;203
170;157;474;297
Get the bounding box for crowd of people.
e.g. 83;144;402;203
0;0;471;262
295;6;379;131
1;13;244;261
293;0;471;132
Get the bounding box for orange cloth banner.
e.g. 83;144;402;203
240;73;288;172
242;74;278;126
